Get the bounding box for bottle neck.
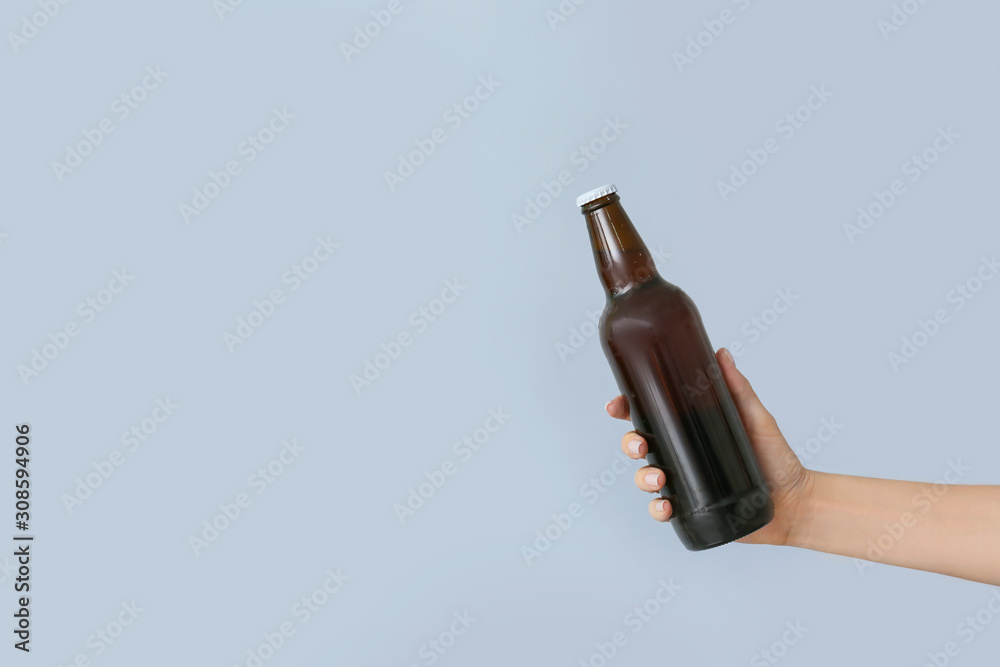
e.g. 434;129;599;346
583;194;660;298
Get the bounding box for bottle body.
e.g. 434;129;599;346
579;185;772;550
600;279;773;550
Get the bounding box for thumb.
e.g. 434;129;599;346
716;348;782;441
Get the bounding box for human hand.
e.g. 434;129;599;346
606;348;814;546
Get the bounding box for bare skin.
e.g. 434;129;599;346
608;348;1000;586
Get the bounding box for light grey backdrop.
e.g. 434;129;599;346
2;0;999;665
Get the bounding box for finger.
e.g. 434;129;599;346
648;497;672;522
635;466;665;493
605;395;630;421
620;432;647;459
716;348;782;440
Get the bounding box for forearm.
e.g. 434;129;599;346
789;471;1000;585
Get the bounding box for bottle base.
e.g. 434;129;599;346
671;487;775;551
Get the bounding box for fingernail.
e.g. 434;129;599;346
722;347;735;368
644;472;661;487
627;438;643;455
655;499;668;513
605;400;614;413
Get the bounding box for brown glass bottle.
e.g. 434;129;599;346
578;184;773;550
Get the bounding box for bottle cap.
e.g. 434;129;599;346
576;183;618;208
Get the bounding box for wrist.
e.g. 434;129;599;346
783;468;824;549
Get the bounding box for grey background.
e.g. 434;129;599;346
2;0;999;665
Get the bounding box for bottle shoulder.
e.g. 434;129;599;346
605;280;693;312
602;280;700;333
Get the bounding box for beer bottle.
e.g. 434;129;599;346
578;184;773;550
